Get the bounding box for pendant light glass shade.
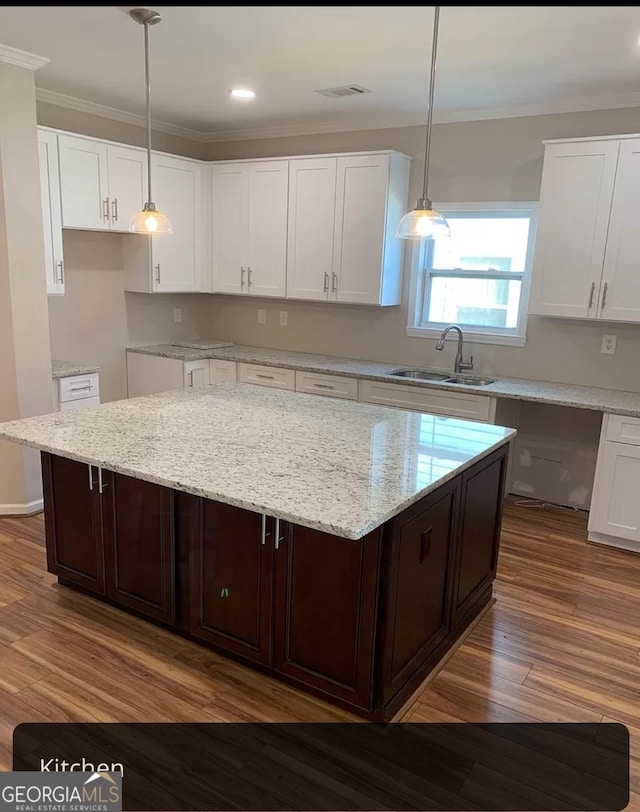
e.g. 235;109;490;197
396;7;449;240
129;8;172;235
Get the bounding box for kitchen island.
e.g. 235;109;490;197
0;384;514;720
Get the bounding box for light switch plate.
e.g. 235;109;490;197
257;309;266;324
601;334;617;354
173;308;182;323
279;311;288;327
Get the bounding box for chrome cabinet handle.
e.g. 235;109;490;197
247;266;252;288
261;514;266;545
155;264;161;285
188;370;194;387
256;373;274;380
70;385;93;392
332;272;338;293
88;464;93;491
601;281;608;310
112;198;118;222
98;467;107;494
103;198;110;221
314;383;334;390
323;272;329;293
57;261;64;284
588;281;595;309
274;518;281;550
240;267;245;288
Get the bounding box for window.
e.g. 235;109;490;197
407;202;537;347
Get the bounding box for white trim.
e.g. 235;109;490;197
543;132;640;145
587;528;640;553
36;87;210;142
0;45;49;70
0;498;43;516
406;326;527;347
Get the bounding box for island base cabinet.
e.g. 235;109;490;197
42;454;105;595
273;524;381;710
189;501;273;665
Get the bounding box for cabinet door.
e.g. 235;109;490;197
183;360;210;388
58;134;110;230
247;161;288;297
151;154;201;292
598;138;640;323
273;523;380;710
530;140;619;318
102;472;175;624
211;164;249;294
37;130;64;295
107;145;147;232
41;454;105;595
190;501;273;665
333;154;389;304
378;482;457;704
589;441;640;542
452;445;507;624
287;158;336;301
209;360;237;383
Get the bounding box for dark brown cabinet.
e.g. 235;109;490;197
42;454;105;595
189;501;273;665
273;523;380;709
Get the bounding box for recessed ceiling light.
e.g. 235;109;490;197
230;88;256;100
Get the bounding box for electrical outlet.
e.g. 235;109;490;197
279;311;288;327
173;308;182;323
257;309;266;324
601;334;617;354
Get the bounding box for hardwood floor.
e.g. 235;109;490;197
0;499;639;805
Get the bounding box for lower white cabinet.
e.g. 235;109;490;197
209;359;238;383
295;371;358;400
588;413;640;551
53;373;100;412
358;379;496;423
127;353;241;396
237;363;295;390
184;359;210;389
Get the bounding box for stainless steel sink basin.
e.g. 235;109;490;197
444;375;496;386
388;369;451;381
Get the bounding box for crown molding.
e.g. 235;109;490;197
35;87;210;142
0;45;49;71
34;85;640;146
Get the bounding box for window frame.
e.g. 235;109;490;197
406;201;538;347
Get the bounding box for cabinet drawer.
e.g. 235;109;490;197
58;373;100;403
209;359;237;383
605;413;640;445
295;371;358;400
60;396;100;412
238;363;295;390
358;379;495;422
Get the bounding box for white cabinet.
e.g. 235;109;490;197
52;372;100;412
589;413;640;551
184;359;210;389
127;352;209;397
209;359;237;383
58;133;146;232
123;154;203;293
37;129;64;296
286;152;410;305
211;161;288;297
295;371;358;400
530;135;640;323
237;363;295;390
358;379;496;423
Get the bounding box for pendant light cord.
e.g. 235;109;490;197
143;20;153;204
422;5;440;204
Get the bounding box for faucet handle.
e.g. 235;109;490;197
459;355;474;372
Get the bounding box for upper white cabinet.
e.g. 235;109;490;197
287;151;410;305
37;128;64;296
123;154;202;293
530;134;640;323
58;133;146;232
211;161;288;297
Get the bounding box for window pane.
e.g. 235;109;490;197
432;216;531;273
426;276;522;328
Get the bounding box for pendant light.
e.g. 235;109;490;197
129;8;172;234
396;6;448;240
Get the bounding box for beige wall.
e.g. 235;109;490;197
0;62;54;511
206;106;640;393
37;101;208;160
48;231;211;403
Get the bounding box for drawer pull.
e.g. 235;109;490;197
88;464;93;491
419;527;432;563
588;281;595;309
323;272;329;293
103;198;110;221
314;383;334;390
70;384;93;392
601;281;608;311
256;373;275;380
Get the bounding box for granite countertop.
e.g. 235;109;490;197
0;384;514;540
51;360;100;379
128;343;640;417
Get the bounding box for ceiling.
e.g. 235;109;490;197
1;6;640;141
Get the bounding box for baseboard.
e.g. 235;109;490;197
587;529;640;554
0;499;44;516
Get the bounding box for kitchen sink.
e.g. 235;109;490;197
445;375;496;386
388;369;451;381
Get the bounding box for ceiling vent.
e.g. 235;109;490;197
314;85;372;99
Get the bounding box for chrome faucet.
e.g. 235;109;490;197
435;324;474;375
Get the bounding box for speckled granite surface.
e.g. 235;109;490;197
0;384;514;540
127;343;640;417
51;360;99;379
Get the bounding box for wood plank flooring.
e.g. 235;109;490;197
1;500;639;806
